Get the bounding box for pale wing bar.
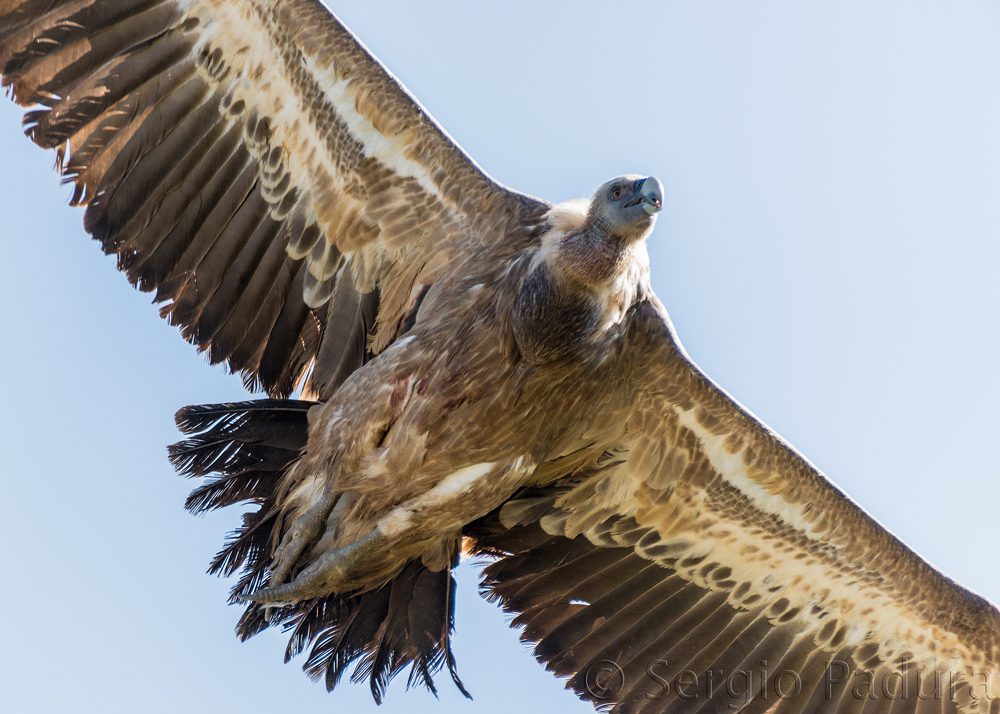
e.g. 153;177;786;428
0;0;541;397
470;300;1000;713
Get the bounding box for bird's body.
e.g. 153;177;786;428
2;1;998;711
255;184;660;602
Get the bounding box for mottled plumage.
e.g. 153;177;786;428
2;1;998;712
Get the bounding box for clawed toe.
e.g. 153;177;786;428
240;529;385;606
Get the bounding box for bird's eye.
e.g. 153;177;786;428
609;186;625;201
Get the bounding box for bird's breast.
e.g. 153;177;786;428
509;257;644;366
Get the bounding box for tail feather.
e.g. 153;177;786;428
168;399;467;701
407;563;468;697
296;558;468;703
212;509;276;581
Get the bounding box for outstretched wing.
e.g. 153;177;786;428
0;0;545;397
470;297;1000;713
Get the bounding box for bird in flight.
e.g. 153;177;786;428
2;2;998;712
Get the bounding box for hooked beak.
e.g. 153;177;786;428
626;177;664;215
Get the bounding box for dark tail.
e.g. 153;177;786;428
168;400;468;702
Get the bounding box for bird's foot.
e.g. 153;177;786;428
266;490;339;590
238;528;385;606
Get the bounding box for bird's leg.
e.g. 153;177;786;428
241;528;386;606
245;459;528;607
267;489;340;589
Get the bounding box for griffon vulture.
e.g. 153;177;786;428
1;2;997;712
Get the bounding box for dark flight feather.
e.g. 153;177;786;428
169;399;466;699
5;2;997;712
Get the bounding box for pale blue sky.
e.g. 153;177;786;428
1;2;998;713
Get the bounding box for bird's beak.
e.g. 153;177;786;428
635;177;664;215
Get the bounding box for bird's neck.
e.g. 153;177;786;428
554;226;635;287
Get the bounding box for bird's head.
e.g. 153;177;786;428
587;175;664;243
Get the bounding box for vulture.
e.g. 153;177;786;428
1;2;998;712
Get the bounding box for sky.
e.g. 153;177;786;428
0;2;998;713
